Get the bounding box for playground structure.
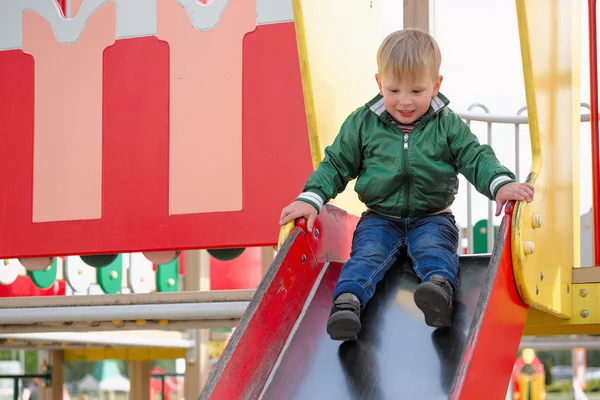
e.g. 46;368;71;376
0;0;598;399
511;349;546;400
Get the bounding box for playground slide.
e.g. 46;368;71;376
198;204;529;399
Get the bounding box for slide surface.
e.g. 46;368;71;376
199;205;529;399
259;255;490;399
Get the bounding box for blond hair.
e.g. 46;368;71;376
376;28;441;82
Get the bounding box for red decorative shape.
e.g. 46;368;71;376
0;276;66;298
150;366;178;399
0;22;312;259
210;247;262;290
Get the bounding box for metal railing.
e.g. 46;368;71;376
457;103;592;254
0;372;52;400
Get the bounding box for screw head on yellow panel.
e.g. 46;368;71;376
532;215;542;229
580;289;588;297
581;310;590;318
524;241;535;255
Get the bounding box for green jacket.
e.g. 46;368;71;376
296;92;516;218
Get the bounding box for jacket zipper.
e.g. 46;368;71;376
402;132;410;217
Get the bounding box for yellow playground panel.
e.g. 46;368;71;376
513;0;600;336
294;0;383;216
513;0;580;319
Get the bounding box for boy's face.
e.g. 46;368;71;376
376;69;443;125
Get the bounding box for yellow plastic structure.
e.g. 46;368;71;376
278;0;384;248
292;0;384;217
512;0;581;318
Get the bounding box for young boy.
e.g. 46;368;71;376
279;29;534;341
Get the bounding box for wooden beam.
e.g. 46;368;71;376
573;266;600;283
184;250;211;399
261;246;275;277
403;0;429;32
0;289;254;309
129;361;151;400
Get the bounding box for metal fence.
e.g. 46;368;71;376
456;103;592;254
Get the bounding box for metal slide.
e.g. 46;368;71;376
199;205;527;399
256;255;491;399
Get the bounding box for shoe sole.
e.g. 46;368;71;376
326;310;361;341
413;282;452;328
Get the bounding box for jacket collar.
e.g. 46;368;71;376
367;92;450;123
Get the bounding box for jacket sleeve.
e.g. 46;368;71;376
295;113;363;213
446;111;516;200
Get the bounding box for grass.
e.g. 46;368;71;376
546;395;600;400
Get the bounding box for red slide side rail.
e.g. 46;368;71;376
199;205;358;399
451;203;530;399
589;0;600;264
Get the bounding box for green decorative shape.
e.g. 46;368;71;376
97;254;122;294
28;258;57;289
81;254;118;268
92;360;124;381
211;328;234;334
472;219;499;254
156;258;179;292
208;248;245;261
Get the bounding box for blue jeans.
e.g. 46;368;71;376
332;210;460;308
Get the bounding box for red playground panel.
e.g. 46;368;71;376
0;0;313;259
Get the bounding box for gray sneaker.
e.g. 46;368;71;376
413;275;454;328
326;293;361;341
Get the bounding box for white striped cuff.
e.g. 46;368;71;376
297;192;324;212
490;175;513;198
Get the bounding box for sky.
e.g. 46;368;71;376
380;0;595;231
